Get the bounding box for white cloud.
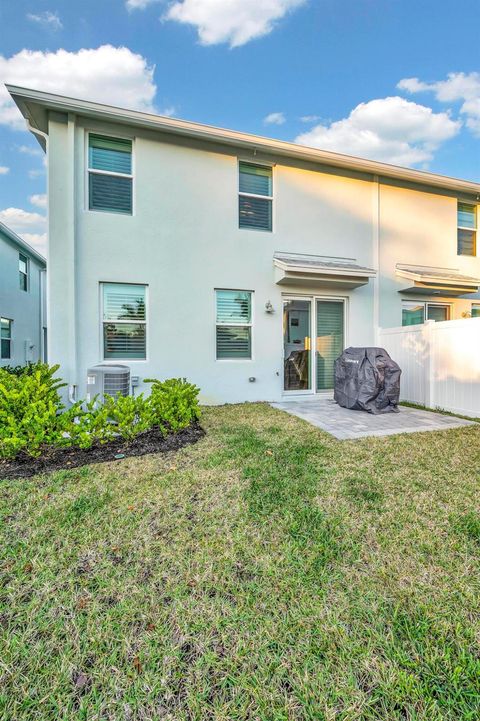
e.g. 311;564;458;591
0;45;157;130
0;166;9;175
27;11;63;30
264;111;285;125
399;72;480;137
126;0;159;7
0;207;47;254
17;144;43;156
295;96;461;167
163;0;307;47
300;114;321;123
29;194;47;209
28;169;45;179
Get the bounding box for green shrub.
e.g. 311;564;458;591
59;398;115;449
103;393;153;441
145;377;201;433
0;364;66;458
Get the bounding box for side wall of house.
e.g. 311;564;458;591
0;230;45;367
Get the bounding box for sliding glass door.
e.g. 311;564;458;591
316;299;344;391
283;296;345;394
283;299;312;392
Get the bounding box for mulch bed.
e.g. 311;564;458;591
0;423;206;480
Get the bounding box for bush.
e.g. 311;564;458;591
0;364;66;458
146;377;201;433
103;393;153;441
0;367;201;460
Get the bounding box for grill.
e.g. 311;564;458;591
104;371;130;398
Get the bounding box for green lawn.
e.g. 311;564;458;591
1;403;480;721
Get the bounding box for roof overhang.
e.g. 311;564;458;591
396;264;480;297
6;85;480;197
0;221;46;266
274;253;376;289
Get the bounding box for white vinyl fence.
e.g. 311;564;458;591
378;317;480;418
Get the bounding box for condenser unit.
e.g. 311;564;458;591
86;364;131;403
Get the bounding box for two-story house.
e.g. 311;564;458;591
7;85;480;403
0;221;46;368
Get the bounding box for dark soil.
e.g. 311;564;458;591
0;423;205;480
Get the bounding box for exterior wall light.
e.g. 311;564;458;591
265;300;274;314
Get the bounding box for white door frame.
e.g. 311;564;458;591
282;293;348;396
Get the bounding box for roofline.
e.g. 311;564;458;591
0;221;46;266
7;84;480;196
273;257;377;277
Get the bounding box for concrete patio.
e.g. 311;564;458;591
270;396;476;440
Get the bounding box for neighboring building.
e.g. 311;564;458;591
0;221;46;368
7;85;480;403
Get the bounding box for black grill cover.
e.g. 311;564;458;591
334;347;401;414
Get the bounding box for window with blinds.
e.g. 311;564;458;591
216;289;252;359
88;134;133;214
102;283;146;360
457;202;477;256
1;318;12;360
239;162;272;231
19;253;28;291
316;300;344;391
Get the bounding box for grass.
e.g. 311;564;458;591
400;401;480;423
1;402;479;720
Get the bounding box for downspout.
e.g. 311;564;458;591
372;175;380;344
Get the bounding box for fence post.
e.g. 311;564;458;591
423;320;435;409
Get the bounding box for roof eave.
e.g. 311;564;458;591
7;84;480;196
0;221;46;266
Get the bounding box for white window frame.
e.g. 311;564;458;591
402;301;452;325
238;159;274;232
86;131;135;215
19;253;28;292
100;282;148;363
1;318;12;360
457;202;477;256
215;288;254;362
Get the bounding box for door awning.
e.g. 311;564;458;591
274;252;376;289
396;264;480;297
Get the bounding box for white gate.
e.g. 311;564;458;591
378;318;480;418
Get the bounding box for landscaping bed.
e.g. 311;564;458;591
0;422;205;479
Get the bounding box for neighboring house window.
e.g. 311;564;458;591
239;162;272;231
19;253;28;291
216;290;252;359
88;134;133;214
1;318;12;359
472;304;480;318
102;283;146;360
402;302;450;326
457;202;477;256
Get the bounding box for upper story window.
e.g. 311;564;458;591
102;283;146;360
88;134;133;215
216;289;252;359
402;301;450;326
1;318;12;359
472;304;480;318
239;162;272;232
19;253;28;291
457;202;477;256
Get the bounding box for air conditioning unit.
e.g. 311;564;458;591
86;364;131;403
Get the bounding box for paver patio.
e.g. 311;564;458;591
270;396;476;439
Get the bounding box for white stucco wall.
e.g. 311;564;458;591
46;112;480;404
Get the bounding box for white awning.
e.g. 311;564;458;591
274;252;376;289
396;264;480;297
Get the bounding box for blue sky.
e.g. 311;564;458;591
0;0;479;255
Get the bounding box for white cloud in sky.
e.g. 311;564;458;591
295;96;460;167
0;166;9;175
0;207;47;254
164;0;307;47
0;45;157;130
17;144;43;156
28;169;45;179
264;111;286;125
399;72;480;136
126;0;159;7
26;11;63;31
29;194;47;209
300;114;321;123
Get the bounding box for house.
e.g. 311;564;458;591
0;221;46;368
7;84;480;404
